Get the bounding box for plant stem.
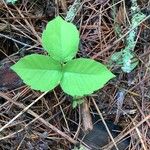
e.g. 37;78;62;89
81;98;93;132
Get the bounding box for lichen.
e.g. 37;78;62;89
110;0;146;73
65;0;81;22
6;0;17;4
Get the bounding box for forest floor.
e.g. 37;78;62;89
0;0;150;150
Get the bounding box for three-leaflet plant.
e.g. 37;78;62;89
11;16;115;98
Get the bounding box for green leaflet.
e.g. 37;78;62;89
11;54;62;91
60;58;115;96
42;16;79;62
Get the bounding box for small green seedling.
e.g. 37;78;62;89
11;16;115;98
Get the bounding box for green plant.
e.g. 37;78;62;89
11;16;115;97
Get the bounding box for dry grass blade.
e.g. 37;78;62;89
0;92;77;144
0;92;48;132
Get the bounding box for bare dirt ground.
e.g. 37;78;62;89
0;0;150;150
